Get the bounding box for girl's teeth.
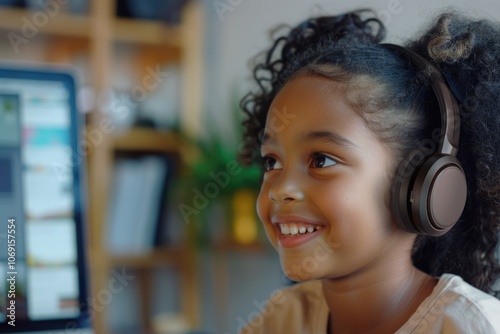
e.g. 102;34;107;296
279;224;319;235
282;224;290;235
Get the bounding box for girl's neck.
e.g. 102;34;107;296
322;258;437;334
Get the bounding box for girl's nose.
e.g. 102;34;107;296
268;169;305;204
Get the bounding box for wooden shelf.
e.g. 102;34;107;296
110;128;200;171
113;18;181;47
0;7;90;38
0;7;182;47
108;246;185;269
111;127;182;153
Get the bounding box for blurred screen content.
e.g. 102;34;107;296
0;80;80;323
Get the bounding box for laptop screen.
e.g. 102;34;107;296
0;66;90;332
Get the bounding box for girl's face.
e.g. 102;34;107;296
257;74;414;282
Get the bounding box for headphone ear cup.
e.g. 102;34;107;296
410;155;467;236
391;149;429;234
392;152;468;236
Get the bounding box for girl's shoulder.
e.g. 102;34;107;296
398;273;500;334
240;280;329;334
241;274;500;334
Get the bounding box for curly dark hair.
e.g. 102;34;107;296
240;9;500;296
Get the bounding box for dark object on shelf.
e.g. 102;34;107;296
25;0;88;14
107;153;177;255
0;0;24;8
116;0;190;24
134;116;157;128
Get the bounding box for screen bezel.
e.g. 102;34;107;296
0;65;91;332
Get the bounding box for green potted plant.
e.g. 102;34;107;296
176;98;262;247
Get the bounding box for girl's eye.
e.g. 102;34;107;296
262;156;282;171
311;154;337;169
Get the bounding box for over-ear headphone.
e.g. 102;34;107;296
381;43;467;236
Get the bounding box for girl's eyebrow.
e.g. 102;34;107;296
302;130;358;149
261;130;357;149
261;131;274;145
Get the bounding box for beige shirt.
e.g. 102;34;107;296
240;274;500;334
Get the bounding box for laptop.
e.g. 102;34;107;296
0;64;92;333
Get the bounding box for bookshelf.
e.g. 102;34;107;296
85;1;203;332
0;0;203;333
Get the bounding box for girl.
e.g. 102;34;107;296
239;9;500;334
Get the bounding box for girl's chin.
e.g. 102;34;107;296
279;258;324;282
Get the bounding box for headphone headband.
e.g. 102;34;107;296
380;43;461;156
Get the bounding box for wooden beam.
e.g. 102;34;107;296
88;0;114;333
113;18;182;47
180;0;204;138
0;7;90;38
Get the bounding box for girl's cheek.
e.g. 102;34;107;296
256;185;269;223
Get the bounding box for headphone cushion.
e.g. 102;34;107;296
411;155;467;235
391;149;429;234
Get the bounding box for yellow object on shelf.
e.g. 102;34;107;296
232;189;258;245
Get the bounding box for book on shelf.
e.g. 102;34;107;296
106;154;172;256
